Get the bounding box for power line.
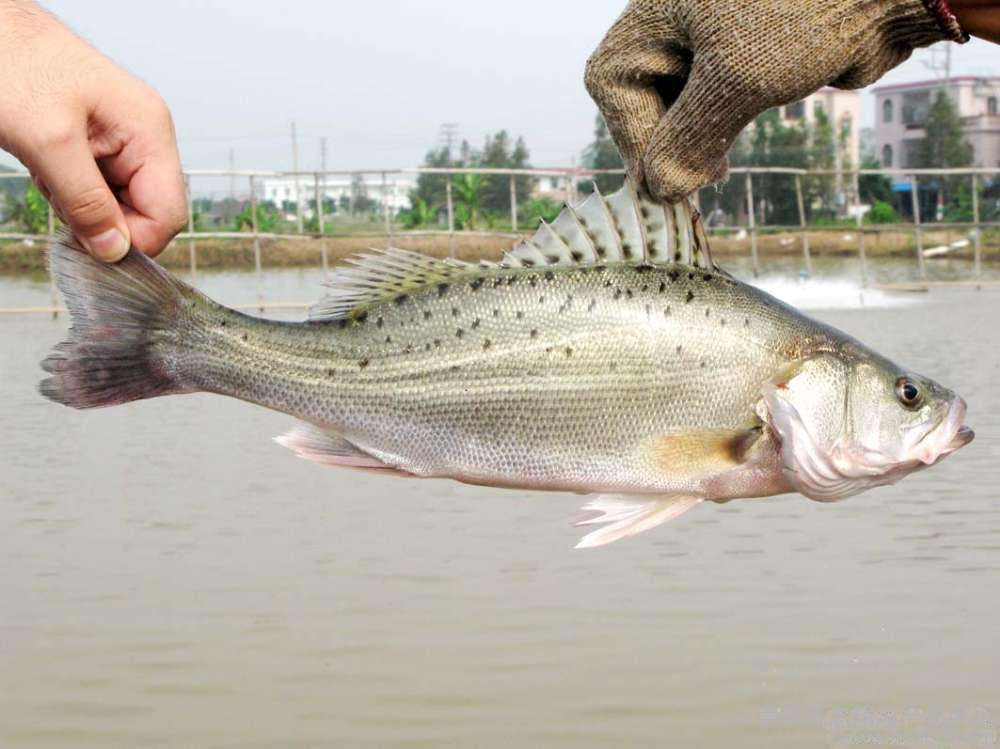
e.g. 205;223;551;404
439;123;459;157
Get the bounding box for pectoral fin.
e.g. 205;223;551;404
650;427;763;480
275;423;411;476
573;494;702;549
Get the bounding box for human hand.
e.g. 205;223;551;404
951;0;1000;42
585;0;968;203
0;1;186;261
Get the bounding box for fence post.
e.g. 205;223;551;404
446;175;455;259
852;171;867;288
909;174;926;282
47;201;58;318
509;174;518;232
250;174;263;311
185;175;197;279
315;172;328;274
381;171;391;245
794;175;812;276
745;172;759;277
971;173;981;286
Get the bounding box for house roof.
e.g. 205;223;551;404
872;76;999;95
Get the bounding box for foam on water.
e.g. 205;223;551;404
751;275;918;311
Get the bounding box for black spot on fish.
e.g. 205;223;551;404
492;308;500;318
668;270;680;282
539;296;545;305
327;368;335;377
674;251;682;262
700;361;706;369
384;335;392;344
403;344;413;354
395;294;408;305
664;306;671;317
359;358;370;369
705;308;710;318
596;246;606;257
376;316;384;329
423;310;432;321
625;289;633;299
529;276;538;287
622;242;631;254
220;320;227;327
571;251;584;262
703;274;713;282
640;206;650;219
507;276;517;286
595;265;607;273
544;270;555;281
434;339;442;348
425;343;432;352
604;280;613;288
437;283;449;297
470;278;483;291
242;333;248;342
720;318;726;326
452;307;460;318
455;328;464;338
645;304;652;317
744;317;750;327
587;299;597;312
609;362;617;372
545;255;560;264
564;346;573;357
471;318;481;329
613;289;622;300
635;265;652;273
530;329;538;339
685;290;694;303
676;345;683;354
688;272;695;280
483;339;492;351
356;311;368;324
516;310;524;319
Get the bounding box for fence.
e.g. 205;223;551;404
1;165;998;314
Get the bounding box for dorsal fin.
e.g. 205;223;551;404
309;183;718;322
501;183;716;271
308;249;472;321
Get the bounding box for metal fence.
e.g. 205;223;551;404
1;165;998;314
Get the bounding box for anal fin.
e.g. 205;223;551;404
275;423;404;473
573;494;702;549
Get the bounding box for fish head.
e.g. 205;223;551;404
761;349;973;502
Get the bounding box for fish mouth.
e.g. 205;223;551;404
949;424;975;451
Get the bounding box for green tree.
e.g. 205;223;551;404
232;201;280;232
399;194;437;229
13;181;50;234
580;113;624;195
452;174;483;230
913;92;974;220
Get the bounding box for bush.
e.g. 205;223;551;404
866;200;898;225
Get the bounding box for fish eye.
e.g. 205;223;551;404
895;377;923;409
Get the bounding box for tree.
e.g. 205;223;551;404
913;92;974;220
451;174;483;230
11;181;50;234
580;113;624;195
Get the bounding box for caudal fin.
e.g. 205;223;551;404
40;232;195;409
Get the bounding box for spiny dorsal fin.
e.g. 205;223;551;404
309;183;718;322
502;182;716;271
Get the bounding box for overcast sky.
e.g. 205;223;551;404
1;1;996;174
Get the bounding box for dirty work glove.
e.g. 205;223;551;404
585;0;967;202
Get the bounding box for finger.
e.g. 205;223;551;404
641;63;756;203
585;1;690;187
115;152;187;256
30;134;131;261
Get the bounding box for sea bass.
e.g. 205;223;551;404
41;185;973;547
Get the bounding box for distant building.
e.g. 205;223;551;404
258;175;415;214
774;88;862;167
872;76;1000;170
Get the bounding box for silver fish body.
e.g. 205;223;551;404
41;185;973;547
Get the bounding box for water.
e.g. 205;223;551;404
2;261;999;748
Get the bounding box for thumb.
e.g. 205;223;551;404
641;65;753;203
32;134;131;262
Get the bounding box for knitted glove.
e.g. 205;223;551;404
585;0;967;202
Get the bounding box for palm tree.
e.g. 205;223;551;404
452;174;483;230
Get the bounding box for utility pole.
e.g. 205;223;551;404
320;136;327;218
439;122;459;158
227;148;235;200
291;120;303;233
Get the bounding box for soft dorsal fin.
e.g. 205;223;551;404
308;183;718;322
501;183;716;271
308;249;473;322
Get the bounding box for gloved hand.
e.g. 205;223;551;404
585;0;967;203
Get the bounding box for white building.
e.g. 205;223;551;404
774;87;862;168
872;77;1000;170
258;175;415;215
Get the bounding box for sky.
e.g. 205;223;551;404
0;1;997;175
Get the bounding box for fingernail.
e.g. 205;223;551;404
83;228;130;262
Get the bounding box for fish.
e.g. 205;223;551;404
40;183;973;548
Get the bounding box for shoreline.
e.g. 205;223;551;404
1;228;997;274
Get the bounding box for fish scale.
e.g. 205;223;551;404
40;183;972;548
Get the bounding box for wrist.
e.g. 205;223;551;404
878;0;969;48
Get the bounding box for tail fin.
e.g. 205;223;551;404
41;232;196;409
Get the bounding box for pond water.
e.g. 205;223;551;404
2;257;998;748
